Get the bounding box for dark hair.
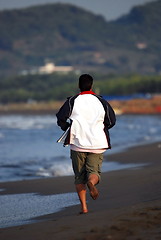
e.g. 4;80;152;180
79;74;93;92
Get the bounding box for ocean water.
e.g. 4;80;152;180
0;192;79;228
0;114;161;183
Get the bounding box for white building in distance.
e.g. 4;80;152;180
21;62;74;75
38;62;73;74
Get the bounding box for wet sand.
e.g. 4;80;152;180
0;142;161;240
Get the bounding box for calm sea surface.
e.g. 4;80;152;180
0;114;161;182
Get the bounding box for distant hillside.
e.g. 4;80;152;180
112;0;161;50
0;0;161;76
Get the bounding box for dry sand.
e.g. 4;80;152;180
0;142;161;240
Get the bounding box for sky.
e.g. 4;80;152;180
0;0;157;21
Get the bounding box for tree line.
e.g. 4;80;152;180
0;73;161;103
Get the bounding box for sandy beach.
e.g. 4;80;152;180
0;142;161;240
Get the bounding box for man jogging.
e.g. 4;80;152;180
56;74;116;214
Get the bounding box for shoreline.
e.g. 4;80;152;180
0;95;161;115
0;140;157;184
0;142;161;239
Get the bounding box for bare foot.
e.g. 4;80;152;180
79;210;88;214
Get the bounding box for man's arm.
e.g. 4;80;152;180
96;96;116;129
56;99;71;131
106;102;116;129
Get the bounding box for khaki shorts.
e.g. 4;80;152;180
70;150;103;185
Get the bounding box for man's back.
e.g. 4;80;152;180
70;93;109;149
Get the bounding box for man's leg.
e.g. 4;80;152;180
70;150;88;213
88;173;99;185
86;153;103;200
87;174;99;200
75;184;88;213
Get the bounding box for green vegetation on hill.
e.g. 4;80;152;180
0;3;109;75
113;0;161;50
0;0;161;76
94;74;161;96
0;73;161;103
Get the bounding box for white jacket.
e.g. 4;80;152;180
70;94;109;149
56;91;116;148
